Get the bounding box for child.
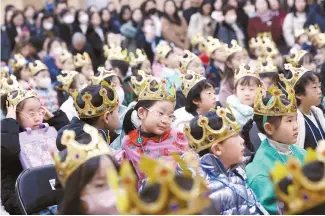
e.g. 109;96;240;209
173;71;216;131
245;84;306;214
29;60;60;113
178;50;205;75
57;70;88;121
0;88;69;214
282;63;324;149
290;28;312;52
73;52;94;81
257;56;280;91
287;48;317;72
8;54;34;90
183;107;268;215
53;124;122;214
227;62;261;128
58;49;75;71
121;78;188;182
129;48;152;75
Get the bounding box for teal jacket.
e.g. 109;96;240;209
245;139;306;214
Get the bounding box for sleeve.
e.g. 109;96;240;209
282;14;295;47
46;109;69;131
1;118;21;160
217;26;229;45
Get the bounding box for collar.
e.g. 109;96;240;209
200;153;239;177
128;129;171;146
267;137;291;155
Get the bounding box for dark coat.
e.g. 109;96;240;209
59;23;73;45
217;22;245;46
86;27;106;69
1;110;69;214
1;26;12;62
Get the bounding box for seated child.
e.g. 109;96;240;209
178;50;205;75
282;63;324;149
184;107;268;215
0;88;69;214
73;52;94;81
58;49;75;71
257;56;280;91
8;54;34;90
245;84;306;214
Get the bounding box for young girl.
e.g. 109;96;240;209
29;60;60;113
246;84;306;214
8;54;34;90
122;78;188;182
0;88;69;215
53;124;122;214
57;70;88;121
184;107;267;215
73;52;94;81
282;63;324;149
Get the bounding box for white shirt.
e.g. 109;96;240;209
60;96;79;121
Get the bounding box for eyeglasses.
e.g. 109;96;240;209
145;108;176;123
17;109;46;119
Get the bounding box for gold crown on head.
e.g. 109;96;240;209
225;40;243;57
28;60;48;76
103;44;128;61
129;49;148;67
184;107;241;152
314;32;325;49
202;37;225;57
281;63;310;87
59;49;73;64
257;56;279;74
286;48;307;67
0;75;21;96
6;87;38;108
254;84;297;116
9;54;27;73
73;52;92;69
108;154;211;215
91;67;117;85
249;32;272;50
53;124;112;185
138;78;176;104
1;66;10;79
305;24;320;40
234;62;260;83
180;70;206;97
130;70;152;96
57;70;79;93
178;50;201;74
72;80;119;118
270;140;325;215
191;33;206;52
155;43;173;62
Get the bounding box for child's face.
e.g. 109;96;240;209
138;101;174;135
140;59;152;75
63;58;75;70
75;74;88;91
253;47;264;58
261;77;276;91
105;106;120;131
230;51;250;71
195;87;217;114
213;49;228;62
212;134;245;167
297;34;308;45
21;66;32;82
266;114;298;144
81;65;95;81
235;81;258;106
297;77;322;107
80;156;119;214
188;58;205;75
17;98;44;130
166;52;179;69
34;70;51;89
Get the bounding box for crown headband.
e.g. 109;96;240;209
28;60;49;76
130;70;153;96
57;70;79;93
180;70;206;97
234;62;260;83
74;52;92;68
178;50;200;74
6;88;38;108
91;67;117;85
129;49;148;67
9;54;27;73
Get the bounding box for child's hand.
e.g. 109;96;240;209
6;104;17;120
42;106;54;121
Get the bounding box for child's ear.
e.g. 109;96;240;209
211;142;222;156
295;92;304;100
137;107;147;120
103;111;111;124
226;60;233;69
264;122;275;136
192;99;200;105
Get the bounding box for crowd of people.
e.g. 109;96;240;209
1;0;325;215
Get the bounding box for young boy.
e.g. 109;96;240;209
245;84;306;214
282;63;324;149
184;107;268;215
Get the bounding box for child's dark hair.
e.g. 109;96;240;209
12;65;27;80
110;60;130;77
57;73;83;103
76;85;116;125
185;79;215;113
259;72;279;83
189;110;236;157
253;93;291;135
58;132;120;214
298;52;315;67
222;52;237;89
294;71;320;106
234;76;261;91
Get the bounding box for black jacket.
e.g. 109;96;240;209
1;26;12;62
1;110;69;214
59;23;73;45
86;27;106;69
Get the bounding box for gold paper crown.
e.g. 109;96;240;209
103;44;128;61
129;49;148;67
249;32;272;50
270;140;325;215
0;75;21;96
178;50;201;74
253;84;297;116
28;60;48;76
286;48;307;67
180;70;206;97
155;43;173;62
72;80;119;118
108;154;211;214
130;70;152;96
305;24;320;40
202;37;226;57
91;67;117;85
191;33;206;52
184;107;241;152
234;62;260;83
59;49;73;64
57;70;78;93
6;88;38;108
281;63;310;87
294;28;306;38
73;52;92;69
314;32;325;48
1;66;10;79
257;56;279;74
9;54;27;73
53;124;112;185
138;78;176;104
225;40;243;57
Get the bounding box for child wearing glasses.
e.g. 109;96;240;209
121;78;188;183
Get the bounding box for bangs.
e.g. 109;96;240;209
235;76;261;87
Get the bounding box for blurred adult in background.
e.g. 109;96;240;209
188;0;216;40
247;0;283;45
43;38;64;82
87;5;98;14
34;13;59;44
43;0;56;13
23;5;36;29
119;5;132;26
183;0;201;24
217;5;246;48
86;11;105;69
70;32;95;68
4;5;15;28
107;1;118;19
7;10;30;51
140;0;162;37
161;0;188;49
100;8;116;34
54;0;68;19
1;27;11;64
34;11;44;30
268;0;287;25
73;9;89;35
226;0;249;40
59;9;75;45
